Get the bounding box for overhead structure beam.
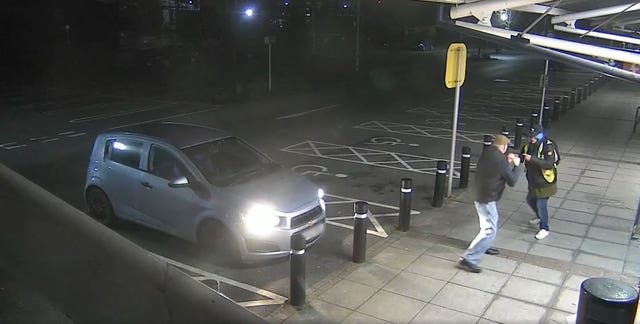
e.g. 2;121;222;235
455;20;640;64
511;4;570;15
554;25;640;45
450;0;552;19
551;3;640;25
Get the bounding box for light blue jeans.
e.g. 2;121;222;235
463;201;499;265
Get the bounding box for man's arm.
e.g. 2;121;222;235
499;158;523;187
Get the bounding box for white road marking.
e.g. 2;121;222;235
276;104;339;120
108;108;219;130
69;104;170;123
324;193;420;238
0;144;27;150
408;107;514;123
356;120;492;144
29;136;48;141
41;138;60;143
151;253;288;307
282;140;462;176
67;132;86;137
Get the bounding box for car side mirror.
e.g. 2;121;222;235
168;176;189;188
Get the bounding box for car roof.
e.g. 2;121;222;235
108;122;231;149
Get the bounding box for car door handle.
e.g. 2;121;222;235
141;181;153;189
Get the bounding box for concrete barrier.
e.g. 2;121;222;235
0;163;265;323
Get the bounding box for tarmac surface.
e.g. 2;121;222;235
264;78;640;323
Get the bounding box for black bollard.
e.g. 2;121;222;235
501;125;510;138
582;85;588;100
352;201;368;263
552;98;560;121
576;278;638;324
432;161;447;207
459;146;471;189
514;119;524;149
290;233;306;307
588;81;594;96
482;135;493;152
562;95;569;114
577;88;583;104
570;89;576;109
542;104;551;128
530;110;539;128
398;178;412;232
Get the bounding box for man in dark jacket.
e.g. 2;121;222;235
457;135;523;273
521;125;559;240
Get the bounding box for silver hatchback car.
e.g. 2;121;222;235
84;122;326;262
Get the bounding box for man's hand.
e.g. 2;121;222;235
512;155;521;166
522;154;532;162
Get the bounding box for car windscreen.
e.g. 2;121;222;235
181;137;279;186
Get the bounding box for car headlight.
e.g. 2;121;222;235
318;188;326;210
243;204;281;235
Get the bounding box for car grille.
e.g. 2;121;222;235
290;205;323;229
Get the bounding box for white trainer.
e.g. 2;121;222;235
529;217;541;225
535;229;549;240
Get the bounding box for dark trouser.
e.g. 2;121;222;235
527;191;550;231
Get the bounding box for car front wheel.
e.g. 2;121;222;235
86;187;117;226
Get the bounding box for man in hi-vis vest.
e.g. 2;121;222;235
521;125;560;240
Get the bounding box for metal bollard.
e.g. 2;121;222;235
530;110;539;128
482;135;492;152
570;89;576;109
514;119;524;149
290;233;306;307
577;88;583;104
459;146;471;189
432;161;447;208
582;85;588;100
352;201;368;263
576;278;638;324
552;97;560;121
562;95;569;114
542;104;551;128
588;81;594;96
398;178;412;232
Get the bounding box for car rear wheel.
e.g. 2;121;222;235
86;187;117;226
197;220;241;265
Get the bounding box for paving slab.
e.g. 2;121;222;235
514;263;565;285
382;271;446;302
482;296;547;324
357;290;425;324
500;276;558;306
431;283;494;317
411;304;478;324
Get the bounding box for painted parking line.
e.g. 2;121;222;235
407;107;514;123
276;104;339;120
324;193;420;238
69;103;172;123
355;120;494;144
281;140;461;176
152;253;288;308
0;142;27;150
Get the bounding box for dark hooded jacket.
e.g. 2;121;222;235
474;145;523;203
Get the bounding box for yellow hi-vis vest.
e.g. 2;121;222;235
523;139;558;184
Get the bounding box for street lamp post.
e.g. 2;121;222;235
264;36;276;94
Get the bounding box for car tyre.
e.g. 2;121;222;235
197;221;242;266
86;187;118;226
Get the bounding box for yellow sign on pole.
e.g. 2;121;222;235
445;43;467;89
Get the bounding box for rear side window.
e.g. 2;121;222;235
105;139;143;169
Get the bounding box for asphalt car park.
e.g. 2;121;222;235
0;51;601;317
